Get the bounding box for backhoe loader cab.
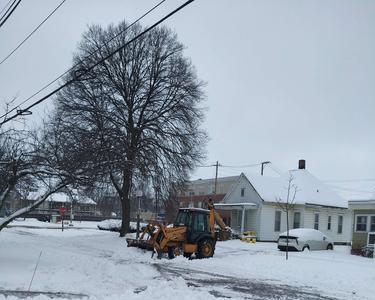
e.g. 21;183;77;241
175;208;212;242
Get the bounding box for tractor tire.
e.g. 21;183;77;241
168;247;175;259
197;239;215;259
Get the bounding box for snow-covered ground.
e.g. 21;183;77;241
0;221;374;300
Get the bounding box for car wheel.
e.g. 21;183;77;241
302;245;310;251
327;244;333;250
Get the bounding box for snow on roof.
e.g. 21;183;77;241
49;193;71;203
27;190;96;205
244;169;348;208
189;175;240;185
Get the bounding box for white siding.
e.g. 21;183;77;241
245;209;257;232
303;206;352;243
257;203;352;243
224;175;262;205
258;204;288;241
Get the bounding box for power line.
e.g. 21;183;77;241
0;0;16;22
1;0;194;125
220;163;261;168
0;0;167;123
0;0;21;28
0;0;67;66
0;0;13;16
267;163;283;175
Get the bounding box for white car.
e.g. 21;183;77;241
277;228;333;251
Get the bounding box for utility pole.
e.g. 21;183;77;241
261;161;271;176
214;161;219;194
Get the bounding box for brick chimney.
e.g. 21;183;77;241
298;159;306;170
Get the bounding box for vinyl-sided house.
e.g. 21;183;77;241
215;161;351;243
349;199;375;251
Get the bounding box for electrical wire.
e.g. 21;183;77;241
0;0;13;16
0;0;67;66
0;0;17;22
220;163;261;168
268;163;283;175
0;0;167;123
1;0;194;126
0;0;21;28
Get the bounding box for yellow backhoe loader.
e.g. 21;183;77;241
126;200;231;259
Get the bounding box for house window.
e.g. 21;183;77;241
327;216;331;230
356;216;367;232
241;188;245;197
274;211;281;232
338;215;343;234
293;212;301;229
197;201;202;208
371;216;375;232
189;191;195;196
314;213;319;230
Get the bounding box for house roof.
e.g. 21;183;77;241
189;175;240;186
27;190;96;205
244;169;348;208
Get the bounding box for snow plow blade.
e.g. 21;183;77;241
126;223;157;251
126;238;154;251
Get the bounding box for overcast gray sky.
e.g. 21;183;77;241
0;0;374;199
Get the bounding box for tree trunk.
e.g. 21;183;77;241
119;169;132;237
0;184;12;212
119;193;130;237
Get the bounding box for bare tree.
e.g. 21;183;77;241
276;174;298;260
0;120;101;231
52;22;206;236
0;129;39;216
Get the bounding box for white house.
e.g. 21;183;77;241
216;165;351;244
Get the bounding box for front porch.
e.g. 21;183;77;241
215;203;258;235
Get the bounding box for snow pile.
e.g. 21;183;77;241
97;219;148;232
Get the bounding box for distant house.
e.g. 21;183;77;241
182;161;351;244
27;190;97;217
177;175;239;225
349;200;375;250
